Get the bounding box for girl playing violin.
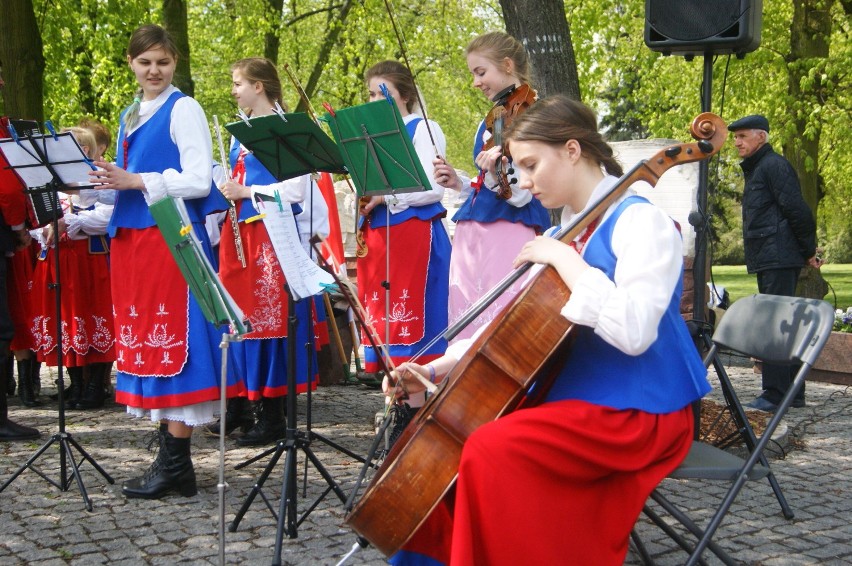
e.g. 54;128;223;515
360;61;452;410
389;95;711;565
432;31;551;342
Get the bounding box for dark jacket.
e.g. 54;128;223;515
740;143;816;274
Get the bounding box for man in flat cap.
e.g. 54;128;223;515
729;114;820;412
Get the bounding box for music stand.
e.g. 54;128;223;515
0;124;114;511
149;195;249;566
223;109;363;564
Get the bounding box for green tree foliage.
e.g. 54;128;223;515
23;0;850;260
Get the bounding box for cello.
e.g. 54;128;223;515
344;111;728;556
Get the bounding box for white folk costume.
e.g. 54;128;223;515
109;85;232;426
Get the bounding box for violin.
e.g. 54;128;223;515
344;112;728;557
483;83;537;200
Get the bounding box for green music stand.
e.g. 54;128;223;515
224;111;346;180
149;196;249;335
322;98;432;197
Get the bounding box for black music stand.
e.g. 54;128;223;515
224;109;363;564
322;94;433;390
0;124;114;511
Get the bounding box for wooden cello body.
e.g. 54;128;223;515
345;113;728;557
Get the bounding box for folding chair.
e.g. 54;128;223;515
638;294;834;566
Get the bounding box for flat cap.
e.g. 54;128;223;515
728;114;769;132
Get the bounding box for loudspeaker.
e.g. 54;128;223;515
645;0;762;57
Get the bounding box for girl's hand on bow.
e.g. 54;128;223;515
383;362;431;401
433;157;461;191
90;161;144;191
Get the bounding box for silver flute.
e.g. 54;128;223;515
213;115;246;268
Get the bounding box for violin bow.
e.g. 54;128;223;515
381;0;442;160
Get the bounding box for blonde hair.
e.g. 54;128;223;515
465;31;532;86
77;117;111;157
63;127;97;160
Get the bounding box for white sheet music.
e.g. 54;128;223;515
260;196;334;301
0;132;95;188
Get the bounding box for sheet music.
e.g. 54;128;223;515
259;196;334;301
0;132;95;188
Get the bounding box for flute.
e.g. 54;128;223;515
212;115;247;268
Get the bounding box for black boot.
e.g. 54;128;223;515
16;358;41;407
76;363;107;409
65;367;84;409
236;396;286;446
5;353;14;397
31;358;41;397
123;430;197;499
0;342;40;441
204;396;254;436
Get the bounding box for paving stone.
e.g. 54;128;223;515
2;365;850;564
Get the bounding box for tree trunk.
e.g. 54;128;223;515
786;0;833;299
163;0;194;97
499;0;581;100
300;0;354;110
0;0;45;122
264;0;285;63
784;0;832;215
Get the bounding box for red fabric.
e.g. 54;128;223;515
316;172;344;265
358;218;431;348
7;244;37;351
0;118;28;227
110;227;189;376
31;238;116;367
402;401;694;566
219;212;290;340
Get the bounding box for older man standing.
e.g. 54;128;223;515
729;114;821;412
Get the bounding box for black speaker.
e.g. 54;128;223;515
645;0;762;57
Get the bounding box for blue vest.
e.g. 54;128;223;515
544;196;710;413
228;137;301;220
108;91;228;237
451;119;551;233
368;117;446;228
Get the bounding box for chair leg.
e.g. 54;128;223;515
649;492;738;566
629;528;655;566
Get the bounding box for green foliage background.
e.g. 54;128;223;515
18;0;852;263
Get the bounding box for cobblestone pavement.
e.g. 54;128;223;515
0;361;850;565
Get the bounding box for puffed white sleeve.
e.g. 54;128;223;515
561;203;684;356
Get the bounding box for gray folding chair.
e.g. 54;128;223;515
638;294;835;566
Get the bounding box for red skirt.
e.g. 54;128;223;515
398;400;694;566
7;244;37;351
30;238;115;367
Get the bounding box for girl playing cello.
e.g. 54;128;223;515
388;95;711;565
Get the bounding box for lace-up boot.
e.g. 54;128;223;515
123;430;197;499
236;396;286;446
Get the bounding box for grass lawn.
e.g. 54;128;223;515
709;264;852;309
